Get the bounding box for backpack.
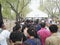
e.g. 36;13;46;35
27;39;36;45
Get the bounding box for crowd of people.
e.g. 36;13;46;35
0;19;60;45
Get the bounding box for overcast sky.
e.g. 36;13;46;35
29;0;40;11
29;0;46;11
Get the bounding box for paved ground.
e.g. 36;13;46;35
4;19;15;31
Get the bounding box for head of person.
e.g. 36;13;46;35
49;24;58;33
25;19;30;24
13;24;21;32
0;22;6;29
27;25;38;38
10;31;23;45
21;24;29;32
21;24;31;37
35;19;39;24
2;24;6;30
40;22;46;28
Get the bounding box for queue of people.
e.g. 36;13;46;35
0;19;60;45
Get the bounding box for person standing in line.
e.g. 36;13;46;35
45;24;60;45
24;26;41;45
37;22;51;45
0;22;10;45
10;31;24;45
13;23;27;42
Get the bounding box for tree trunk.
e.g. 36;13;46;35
7;0;31;23
16;13;19;22
0;4;3;23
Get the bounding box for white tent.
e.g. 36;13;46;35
26;10;48;18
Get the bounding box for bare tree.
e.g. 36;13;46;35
6;0;31;22
42;0;60;18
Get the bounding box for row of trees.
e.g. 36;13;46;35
40;0;60;18
0;0;31;22
1;0;60;22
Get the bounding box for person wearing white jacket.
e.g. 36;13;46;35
0;22;10;45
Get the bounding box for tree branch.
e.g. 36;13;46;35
6;1;18;14
23;0;31;9
45;7;52;15
55;1;60;13
19;0;31;14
